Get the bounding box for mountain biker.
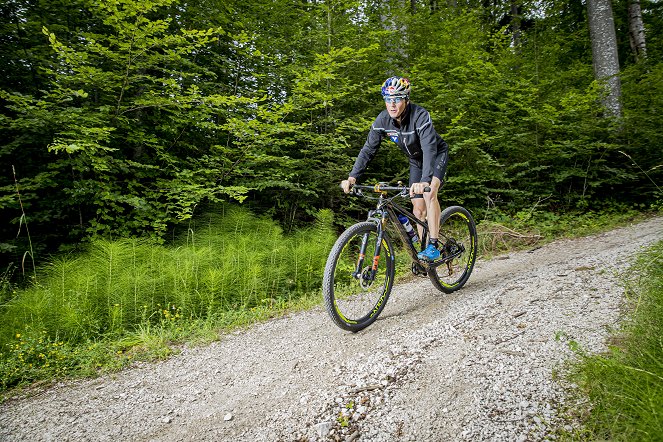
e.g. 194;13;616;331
340;76;449;261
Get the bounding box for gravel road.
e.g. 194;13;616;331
1;216;662;442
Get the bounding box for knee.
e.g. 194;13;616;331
412;203;426;220
423;191;438;205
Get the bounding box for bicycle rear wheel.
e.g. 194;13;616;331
323;222;395;332
428;206;477;294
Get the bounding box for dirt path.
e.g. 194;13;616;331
1;217;662;442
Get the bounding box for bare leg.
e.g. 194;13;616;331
411;176;442;244
424;177;442;242
411;198;426;242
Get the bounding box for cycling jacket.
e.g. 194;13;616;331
349;103;449;184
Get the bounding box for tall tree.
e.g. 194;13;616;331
1;0;243;243
587;0;622;116
628;0;647;60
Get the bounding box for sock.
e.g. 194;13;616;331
429;238;439;248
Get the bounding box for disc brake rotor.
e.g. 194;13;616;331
359;266;374;289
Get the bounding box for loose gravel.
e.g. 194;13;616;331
1;217;662;441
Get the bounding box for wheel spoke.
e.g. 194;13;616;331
332;231;386;322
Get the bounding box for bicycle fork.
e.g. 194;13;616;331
352;230;384;285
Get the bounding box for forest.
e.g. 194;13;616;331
1;0;663;430
1;0;661;273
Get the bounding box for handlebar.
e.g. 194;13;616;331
340;183;431;195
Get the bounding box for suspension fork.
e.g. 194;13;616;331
352;222;385;282
369;227;385;281
352;232;370;279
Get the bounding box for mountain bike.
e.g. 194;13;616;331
322;182;477;332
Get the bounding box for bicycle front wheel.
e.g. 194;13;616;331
322;222;395;332
428;206;477;294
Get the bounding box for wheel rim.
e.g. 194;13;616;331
432;211;475;288
331;229;392;325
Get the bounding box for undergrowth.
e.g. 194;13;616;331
0;205;335;394
477;204;650;257
563;240;663;441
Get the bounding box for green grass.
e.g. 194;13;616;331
0;205;336;393
564;240;663;441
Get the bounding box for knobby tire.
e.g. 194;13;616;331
322;222;395;332
428;206;477;294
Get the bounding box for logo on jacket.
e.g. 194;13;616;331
386;131;399;144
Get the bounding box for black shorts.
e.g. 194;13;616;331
408;151;447;199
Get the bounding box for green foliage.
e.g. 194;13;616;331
569;241;663;441
476;205;648;258
0;205;336;390
0;331;76;389
620;61;663;202
1;0;250;250
1;0;662;274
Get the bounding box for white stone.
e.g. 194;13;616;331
315;421;332;437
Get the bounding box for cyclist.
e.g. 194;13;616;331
340;76;449;261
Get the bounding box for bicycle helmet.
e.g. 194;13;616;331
381;76;411;98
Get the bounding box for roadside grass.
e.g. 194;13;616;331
562;240;663;441
0;204;658;399
392;205;652;285
0;205;335;395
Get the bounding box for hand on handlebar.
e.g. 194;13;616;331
340;176;356;194
410;182;431;196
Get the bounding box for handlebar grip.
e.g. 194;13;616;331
413;186;432;193
339;183;361;195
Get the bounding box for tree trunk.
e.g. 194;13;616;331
586;0;622;117
510;0;522;48
628;0;647;61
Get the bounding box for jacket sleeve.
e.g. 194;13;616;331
416;110;448;184
349;116;384;180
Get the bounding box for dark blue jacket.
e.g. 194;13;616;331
349;103;448;184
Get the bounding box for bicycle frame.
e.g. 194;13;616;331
350;183;467;283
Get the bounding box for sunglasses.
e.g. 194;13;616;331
384;96;407;104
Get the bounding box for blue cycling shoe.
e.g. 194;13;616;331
417;243;441;261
